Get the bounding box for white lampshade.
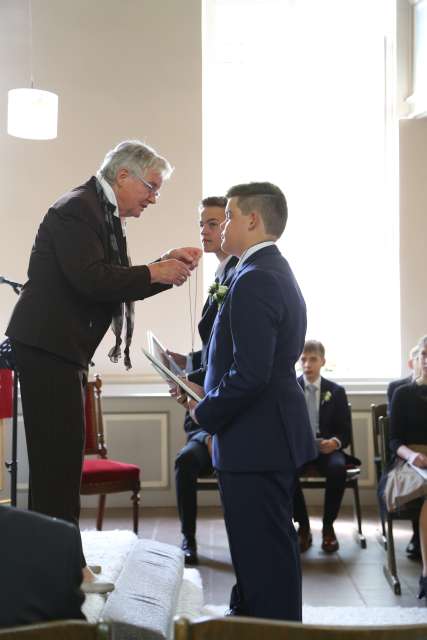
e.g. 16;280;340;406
7;88;58;140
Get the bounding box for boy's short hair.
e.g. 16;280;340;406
302;340;325;359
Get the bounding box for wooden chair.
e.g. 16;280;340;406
299;404;366;548
174;616;427;640
371;403;388;548
80;375;141;533
378;415;422;594
0;621;109;640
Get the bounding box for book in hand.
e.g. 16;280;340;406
147;330;184;376
408;461;427;481
142;348;203;403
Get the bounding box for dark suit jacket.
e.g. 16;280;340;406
195;245;316;471
185;256;238;444
6;177;169;368
387;375;412;408
0;506;84;628
298;376;351;449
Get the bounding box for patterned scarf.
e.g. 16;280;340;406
95;180;135;370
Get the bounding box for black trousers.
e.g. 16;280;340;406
218;469;301;621
293;450;347;528
175;438;212;538
12;341;87;567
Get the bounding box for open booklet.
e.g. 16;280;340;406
142;347;203;403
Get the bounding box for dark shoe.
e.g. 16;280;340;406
406;534;422;560
322;526;339;553
298;526;313;553
418;575;427;599
181;536;198;566
224;608;240;617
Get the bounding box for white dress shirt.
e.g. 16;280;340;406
234;241;276;274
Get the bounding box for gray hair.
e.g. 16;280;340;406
409;345;419;360
98;140;173;185
417;335;427;351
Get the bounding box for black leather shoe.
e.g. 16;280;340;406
406;534;421;560
298;526;313;553
321;526;339;553
418;575;427;599
181;536;198;566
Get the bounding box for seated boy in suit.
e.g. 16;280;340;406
294;340;352;553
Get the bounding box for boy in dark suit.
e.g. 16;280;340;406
294;340;352;553
184;182;316;621
168;197;237;565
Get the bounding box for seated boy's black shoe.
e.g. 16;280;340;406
321;526;339;553
181;536;198;565
406;534;421;560
417;575;427;599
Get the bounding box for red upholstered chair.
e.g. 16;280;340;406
80;375;141;533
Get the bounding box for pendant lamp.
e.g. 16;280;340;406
7;1;58;140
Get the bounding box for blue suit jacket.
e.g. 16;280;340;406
195;245;316;472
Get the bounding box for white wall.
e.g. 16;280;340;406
399;117;427;364
0;0;426;381
0;0;203;381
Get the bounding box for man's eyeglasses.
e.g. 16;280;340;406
135;174;160;199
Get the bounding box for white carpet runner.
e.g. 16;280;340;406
81;530;427;626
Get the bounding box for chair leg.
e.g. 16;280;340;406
352;483;367;548
377;502;388;550
131;488;140;534
97;494;106;531
383;516;401;595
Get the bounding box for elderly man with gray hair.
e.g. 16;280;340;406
6;139;201;593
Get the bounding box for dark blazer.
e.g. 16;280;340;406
387;375;412;408
298;376;351;449
195;245;316;471
0;506;84;628
187;256;238;387
185;256;238;443
6;177;169;368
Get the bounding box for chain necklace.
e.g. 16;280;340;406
188;266;198;355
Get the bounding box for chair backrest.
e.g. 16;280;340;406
371;403;388;458
84;375;107;458
379;415;391;468
174;616;427;640
0;620;110;639
347;403;356;458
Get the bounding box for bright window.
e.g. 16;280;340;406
202;0;400;379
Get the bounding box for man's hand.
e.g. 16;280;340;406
161;247;202;270
166;350;187;370
411;452;427;468
148;259;191;286
319;439;339;455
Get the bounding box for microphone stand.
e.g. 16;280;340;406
0;276;23;506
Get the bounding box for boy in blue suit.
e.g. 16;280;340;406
294;340;353;553
185;182;316;621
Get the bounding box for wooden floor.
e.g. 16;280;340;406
80;505;426;609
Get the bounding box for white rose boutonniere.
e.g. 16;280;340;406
321;390;332;405
208;282;229;307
